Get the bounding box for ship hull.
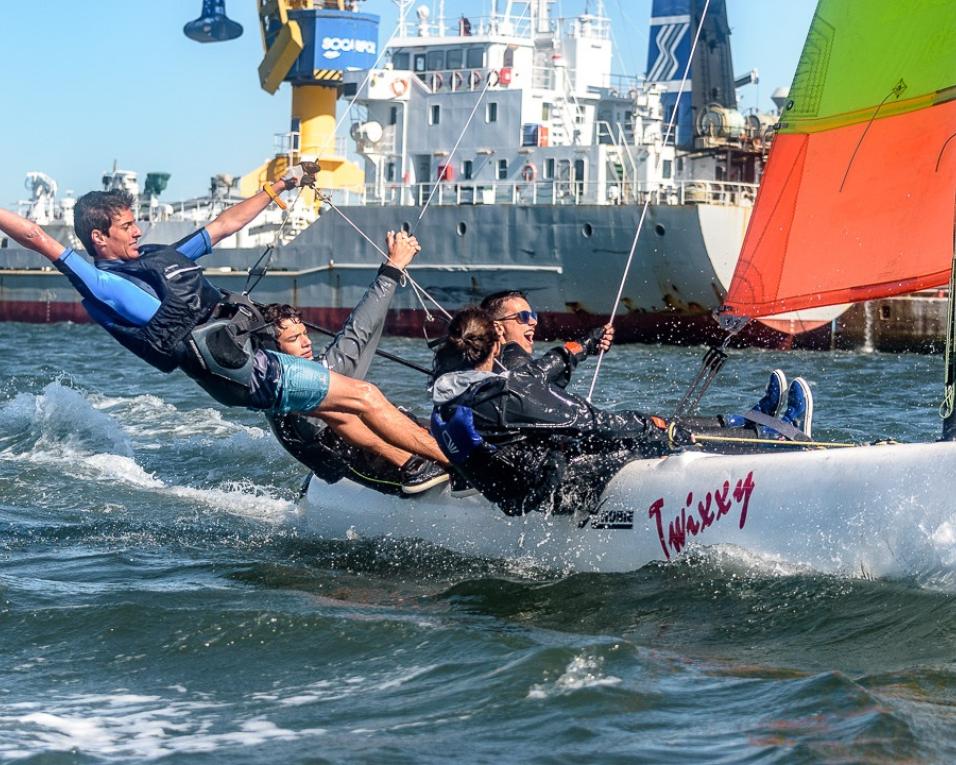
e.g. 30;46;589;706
0;202;838;348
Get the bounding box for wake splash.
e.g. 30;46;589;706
0;382;295;522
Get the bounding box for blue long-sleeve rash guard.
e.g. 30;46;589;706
55;229;212;326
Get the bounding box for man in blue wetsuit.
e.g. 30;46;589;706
0;168;449;468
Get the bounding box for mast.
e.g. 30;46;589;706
941;203;956;440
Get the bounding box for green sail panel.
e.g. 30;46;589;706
781;0;956;134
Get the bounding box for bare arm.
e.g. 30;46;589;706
0;208;66;262
204;178;292;246
205;161;319;246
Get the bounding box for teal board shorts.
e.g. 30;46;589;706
268;350;331;414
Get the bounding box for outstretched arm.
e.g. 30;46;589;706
205;178;291;246
205;162;320;246
0;209;66;262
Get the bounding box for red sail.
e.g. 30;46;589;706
724;0;956;320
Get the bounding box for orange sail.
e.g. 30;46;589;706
723;0;956;320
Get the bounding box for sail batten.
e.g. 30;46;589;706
724;0;956;320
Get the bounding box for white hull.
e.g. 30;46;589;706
298;442;956;577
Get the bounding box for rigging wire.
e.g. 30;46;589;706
308;3;534;325
586;0;712;402
242;14;406;298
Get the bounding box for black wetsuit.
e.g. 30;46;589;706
432;340;746;516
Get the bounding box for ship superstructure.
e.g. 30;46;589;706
0;0;840;346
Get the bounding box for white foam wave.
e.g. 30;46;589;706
527;654;621;700
0;383;132;458
168;481;295;521
0;695;326;760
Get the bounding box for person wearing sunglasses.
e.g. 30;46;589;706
430;306;814;517
479;290;613;380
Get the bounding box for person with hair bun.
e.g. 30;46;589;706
431;306;813;517
430;307;697;516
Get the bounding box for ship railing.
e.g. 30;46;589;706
351;179;759;208
399;14;533;40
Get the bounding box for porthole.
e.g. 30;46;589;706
582;222;593;238
655;224;666;236
401;221;411;233
457;221;467;236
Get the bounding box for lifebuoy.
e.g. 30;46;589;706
486;69;499;87
521;162;537;182
469;70;482;89
431;72;444;91
498;67;512;86
391;78;409;97
452;71;464;91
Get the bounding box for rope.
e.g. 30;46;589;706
691;433;857;449
319;195;453;322
242;187;305;295
586;0;712;402
413;75;496;230
243;16;405;297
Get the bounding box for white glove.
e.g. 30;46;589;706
282;161;320;188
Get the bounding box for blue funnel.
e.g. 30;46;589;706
184;0;243;43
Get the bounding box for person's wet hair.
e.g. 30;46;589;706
439;306;498;369
74;190;135;255
262;303;303;327
480;290;527;319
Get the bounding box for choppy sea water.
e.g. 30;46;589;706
2;321;955;764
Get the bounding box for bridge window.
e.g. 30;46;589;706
414;53;426;73
497;159;508;180
427;50;445;71
392;51;410;70
466;47;485;69
544;158;555;179
446;49;463;69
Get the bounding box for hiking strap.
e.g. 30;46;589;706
741;410;811;442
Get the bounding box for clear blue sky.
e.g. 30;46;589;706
0;0;814;210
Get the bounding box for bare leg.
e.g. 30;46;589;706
319;411;412;468
314;372;449;465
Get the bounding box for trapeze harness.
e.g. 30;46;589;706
60;244;269;408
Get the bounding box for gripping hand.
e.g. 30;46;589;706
283;161;320;188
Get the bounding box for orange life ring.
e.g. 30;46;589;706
486;69;499;87
452;71;464;90
498;67;512;86
391;78;409;97
469;70;482;89
520;162;537;182
432;72;444;91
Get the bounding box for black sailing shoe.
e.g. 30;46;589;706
400;456;450;494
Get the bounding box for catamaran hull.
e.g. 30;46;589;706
297;441;956;577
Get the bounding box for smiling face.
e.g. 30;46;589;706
492;295;537;354
275;318;314;360
91;208;142;261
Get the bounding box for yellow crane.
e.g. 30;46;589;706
185;0;378;201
